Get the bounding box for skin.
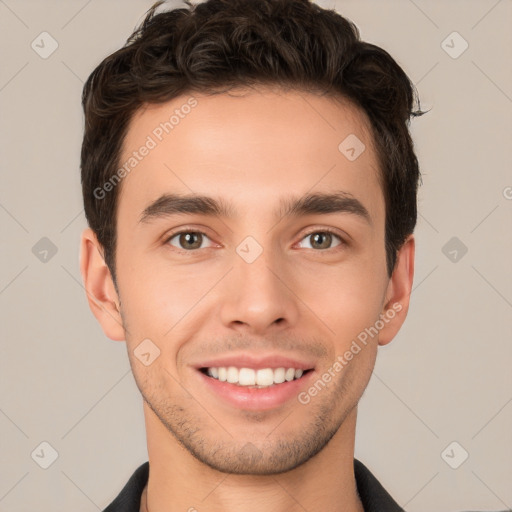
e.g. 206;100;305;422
80;86;414;512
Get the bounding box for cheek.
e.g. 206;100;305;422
293;254;386;343
116;251;220;341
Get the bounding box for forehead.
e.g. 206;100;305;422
116;86;383;225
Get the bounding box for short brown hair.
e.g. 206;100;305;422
81;0;424;284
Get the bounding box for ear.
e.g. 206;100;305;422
378;234;415;346
80;228;126;341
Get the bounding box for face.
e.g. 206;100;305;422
82;86;413;475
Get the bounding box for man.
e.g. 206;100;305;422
79;0;424;510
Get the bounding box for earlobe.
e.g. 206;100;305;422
378;235;415;346
80;228;126;341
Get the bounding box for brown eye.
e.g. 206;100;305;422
167;231;210;251
299;230;343;250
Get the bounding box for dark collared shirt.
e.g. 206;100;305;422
102;458;405;511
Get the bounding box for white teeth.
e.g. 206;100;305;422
285;368;295;381
273;367;285;384
238;368;256;386
256;368;274;386
226;366;238;384
203;366;308;387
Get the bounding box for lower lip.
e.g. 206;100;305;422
196;369;315;411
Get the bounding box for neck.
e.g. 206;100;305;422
141;403;364;512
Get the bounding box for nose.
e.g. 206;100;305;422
219;248;300;335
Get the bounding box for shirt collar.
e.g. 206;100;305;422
103;458;404;512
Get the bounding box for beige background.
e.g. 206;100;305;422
0;0;511;510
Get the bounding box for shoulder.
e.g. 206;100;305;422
354;458;405;512
102;461;149;512
354;459;510;512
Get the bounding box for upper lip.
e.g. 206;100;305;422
193;353;316;371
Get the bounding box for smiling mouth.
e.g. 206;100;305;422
199;366;313;388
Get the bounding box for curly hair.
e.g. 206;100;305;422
81;0;424;284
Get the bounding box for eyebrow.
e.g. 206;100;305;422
139;191;371;225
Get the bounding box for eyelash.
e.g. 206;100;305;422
164;227;347;253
